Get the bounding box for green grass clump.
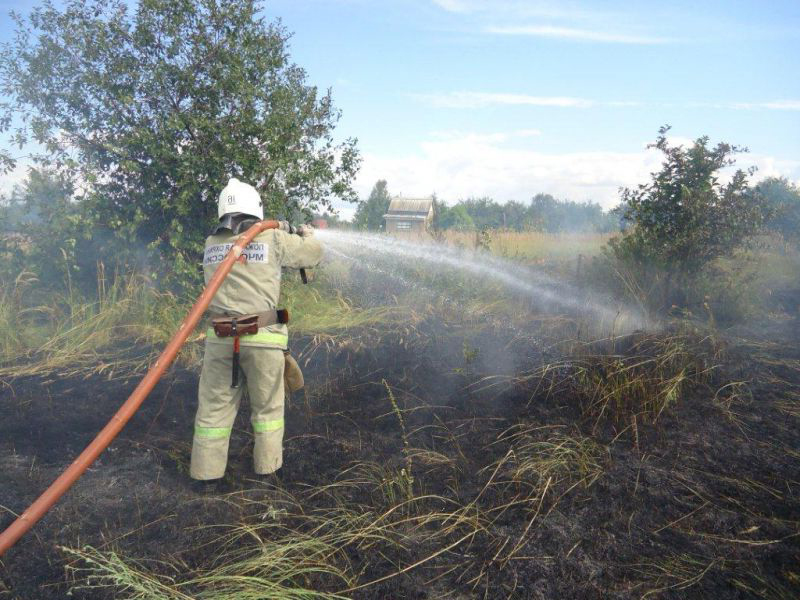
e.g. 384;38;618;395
62;539;350;600
0;267;194;379
503;428;606;491
281;276;417;336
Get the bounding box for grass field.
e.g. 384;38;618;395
1;230;799;599
436;230;612;261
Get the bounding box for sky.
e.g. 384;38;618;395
1;0;799;217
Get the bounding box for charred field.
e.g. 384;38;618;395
2;0;800;596
1;265;799;599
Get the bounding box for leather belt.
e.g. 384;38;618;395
209;309;289;330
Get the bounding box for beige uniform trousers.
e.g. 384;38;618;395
190;342;285;480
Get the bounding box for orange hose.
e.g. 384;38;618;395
0;220;281;556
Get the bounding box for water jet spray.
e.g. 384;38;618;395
318;229;651;332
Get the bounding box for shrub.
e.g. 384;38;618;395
609;126;769;312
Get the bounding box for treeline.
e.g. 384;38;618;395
433;194;619;232
351;176;800;241
352;180;619;232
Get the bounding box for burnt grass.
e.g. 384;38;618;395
1;314;799;599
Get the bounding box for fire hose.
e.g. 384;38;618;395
0;219;297;556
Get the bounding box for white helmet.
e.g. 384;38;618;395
218;177;263;220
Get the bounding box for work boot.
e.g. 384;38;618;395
190;478;223;495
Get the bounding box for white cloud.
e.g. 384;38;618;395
747;154;800;185
353;131;800;212
731;100;800;111
430;0;599;21
430;1;674;44
486;24;674;44
356;133;660;209
414;94;800;112
606;101;645;108
413;91;594;109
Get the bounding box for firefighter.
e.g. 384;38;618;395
190;177;321;482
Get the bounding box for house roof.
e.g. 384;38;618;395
385;196;433;217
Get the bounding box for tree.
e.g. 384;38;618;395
0;191;30;232
353;180;391;231
0;168;94;285
502;200;527;231
430;195;446;231
529;193;614;233
459;197;503;229
610;126;768;306
0;0;360;284
439;203;474;231
757;177;800;247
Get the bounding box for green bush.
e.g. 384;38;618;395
757;177;800;248
608;126;770;314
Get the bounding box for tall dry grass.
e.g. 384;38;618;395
434;230;612;261
0;263;420;380
0;266;193;379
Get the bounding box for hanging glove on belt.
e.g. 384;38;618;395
283;351;304;393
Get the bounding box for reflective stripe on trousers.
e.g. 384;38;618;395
205;328;288;348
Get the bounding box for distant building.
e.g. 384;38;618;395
383;196;434;234
312;218;328;229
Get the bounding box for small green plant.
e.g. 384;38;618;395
462;340;479;366
475;229;492;252
507;430;606;490
382;379;414;503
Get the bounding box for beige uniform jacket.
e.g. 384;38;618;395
202;229;323;348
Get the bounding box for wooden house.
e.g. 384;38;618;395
383;196;434;234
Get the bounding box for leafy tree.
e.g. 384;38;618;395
353;180;391;231
0;0;360;284
0;169;92;285
430;196;446;231
459;197;503;230
528;193;558;231
0;186;29;280
530;193;614;233
502;200;528;231
0;191;30;232
610;126;768;307
757;177;800;247
439;203;474;231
